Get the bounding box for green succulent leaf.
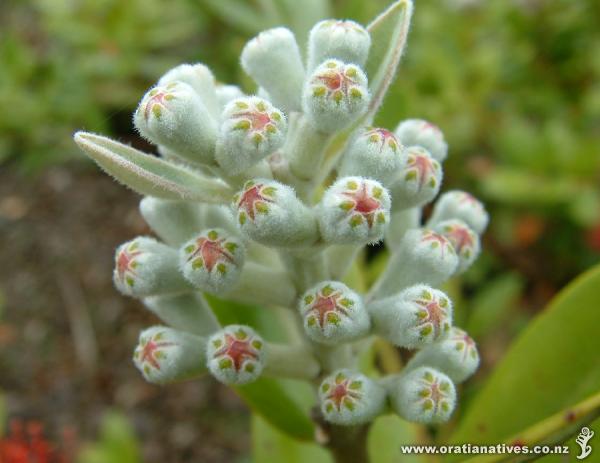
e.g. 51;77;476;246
450;263;600;450
74;132;232;203
365;0;414;123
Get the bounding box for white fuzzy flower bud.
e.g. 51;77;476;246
216;84;245;109
319;370;386;425
369;285;452;349
206;325;266;385
299;281;370;345
157;63;220;118
307;20;371;71
241;27;305;113
339;128;406;185
179;229;245;294
407;327;479;383
427;190;489;234
394;119;448;162
215;97;287;175
134;82;218;165
302;60;370;133
232;179;318;247
318;177;390;244
433;219;480;273
133;326;207;384
389;146;442;210
390;367;456;424
113;237;192;298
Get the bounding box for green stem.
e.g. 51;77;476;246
264;343;320;380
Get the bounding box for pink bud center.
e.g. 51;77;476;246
214;334;259;371
188;237;234;272
237;184;273;221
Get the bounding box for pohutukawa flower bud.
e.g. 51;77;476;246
339;128;406;185
133;326;207;384
299;281;370;344
434;219;480;273
179;229;245;294
394;119;448;162
319;370;386;425
389;146;442;210
232;179;318;247
427;190;489;234
318;177;391;244
302;60;370;133
240;27;305;113
216;84;245;108
133;81;217;165
206;325;266;385
407;327;479;383
157;63;220;118
307;19;371;71
390;367;456;424
369;284;453;349
113;237;192;298
215;97;287;175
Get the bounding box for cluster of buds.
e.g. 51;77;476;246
75;0;489;437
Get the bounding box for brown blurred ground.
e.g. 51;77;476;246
0;164;250;462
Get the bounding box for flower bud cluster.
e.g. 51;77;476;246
78;3;489;436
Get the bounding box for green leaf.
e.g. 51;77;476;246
74;132;232;203
449;264;600;449
253;414;332;463
365;0;414;122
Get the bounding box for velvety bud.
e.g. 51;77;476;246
215;97;287;175
240;27;305;113
318;177;390;244
299;281;370;345
433;219;480;273
427;190;489;234
372;228;459;298
133;81;217;165
157;63;220;118
179;228;245;294
319;370;386;425
407;327;479;383
339;128;406;185
302;60;369;133
206;325;266;385
390;367;456;424
394;119;448;162
113;237;192;298
232;179;318;247
133;326;207;384
389;146;442;210
368;285;453;348
307;19;371;71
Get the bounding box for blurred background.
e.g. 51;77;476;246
0;0;598;461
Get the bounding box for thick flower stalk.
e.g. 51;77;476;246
73;1;489;460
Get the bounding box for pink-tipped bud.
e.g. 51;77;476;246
434;219;480;273
389;146;442;210
319;370;385;425
339;127;406;186
318;176;391;244
303;60;369;133
179;229;245;294
394;119;448;162
390;367;456;424
299;281;370;345
216;97;287;175
428;190;489;234
369;284;453;349
206;325;266;385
